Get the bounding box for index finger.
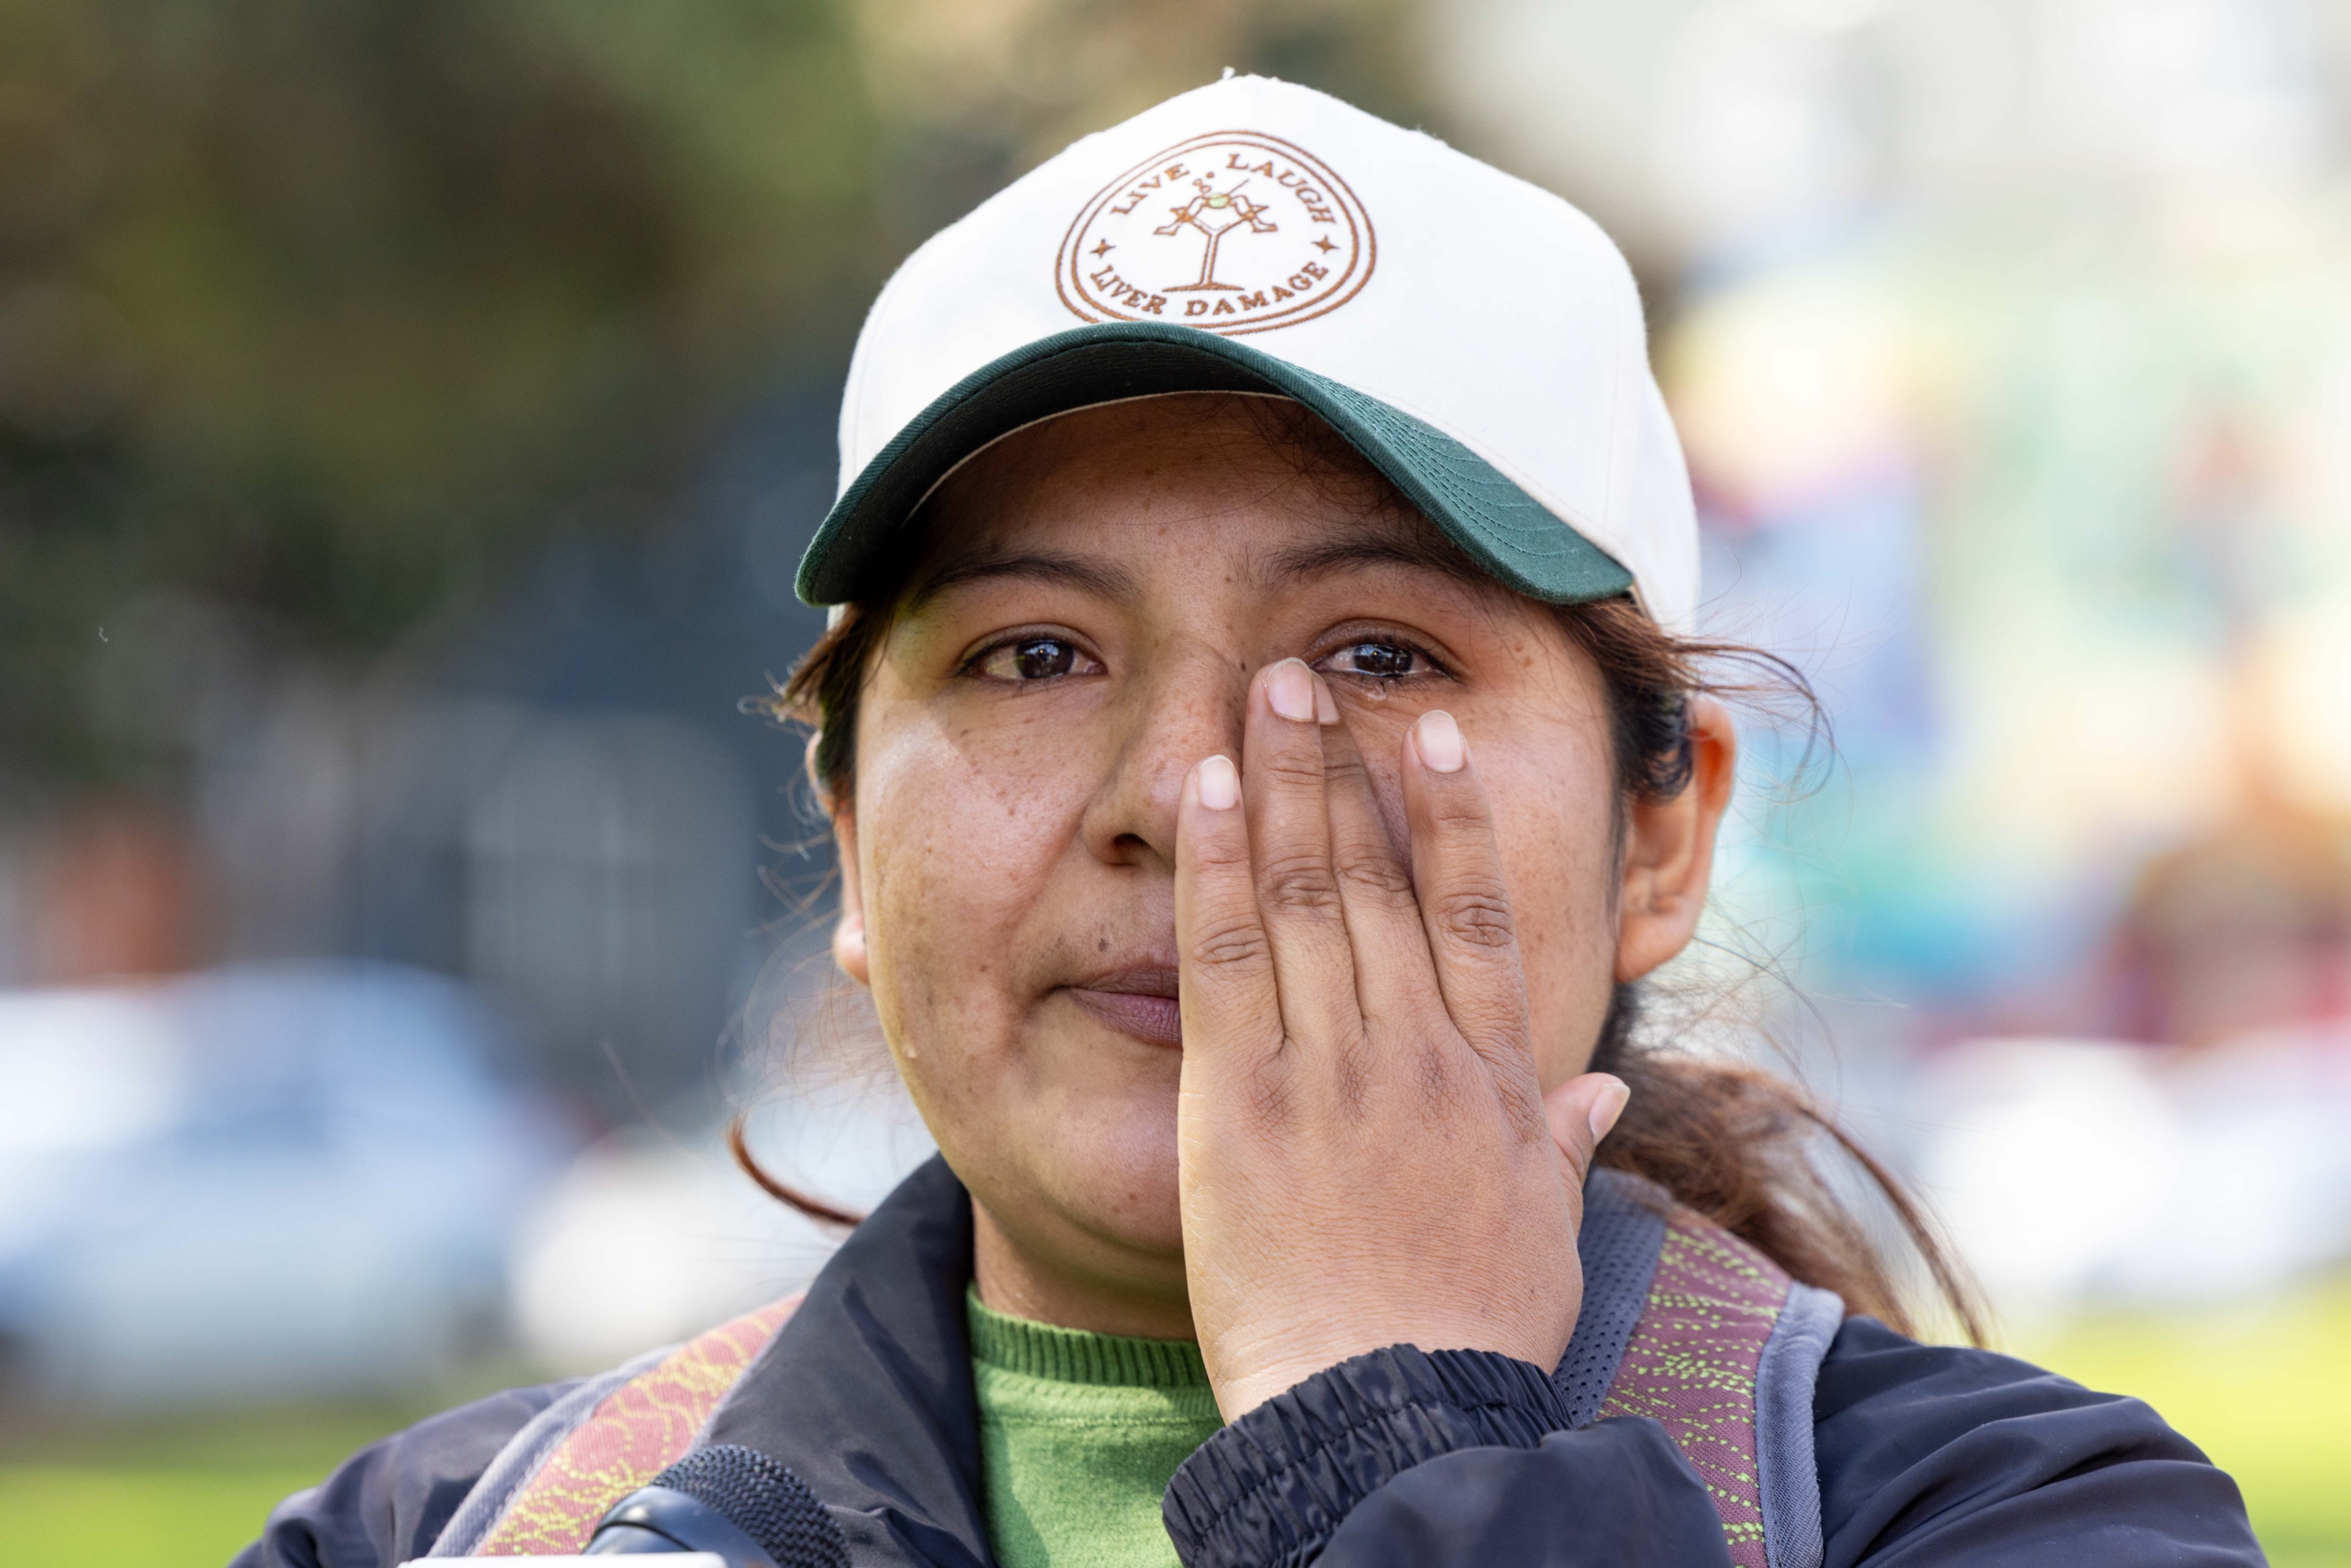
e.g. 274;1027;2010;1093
1175;754;1283;1070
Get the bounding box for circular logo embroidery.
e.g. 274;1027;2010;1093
1056;130;1375;336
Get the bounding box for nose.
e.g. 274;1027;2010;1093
1079;642;1250;872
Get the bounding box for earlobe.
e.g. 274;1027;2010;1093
821;751;872;988
834;899;870;988
1613;697;1738;983
833;821;871;986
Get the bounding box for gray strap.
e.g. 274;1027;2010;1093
1553;1168;1670;1427
425;1341;683;1557
1756;1281;1843;1568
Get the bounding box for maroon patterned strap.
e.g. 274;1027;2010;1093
469;1295;801;1556
1595;1214;1791;1568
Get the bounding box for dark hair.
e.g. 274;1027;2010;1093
740;398;1982;1342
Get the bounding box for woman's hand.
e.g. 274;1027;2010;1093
1174;658;1630;1420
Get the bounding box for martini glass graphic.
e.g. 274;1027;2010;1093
1155;180;1278;291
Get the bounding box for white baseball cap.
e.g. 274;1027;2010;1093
797;73;1699;632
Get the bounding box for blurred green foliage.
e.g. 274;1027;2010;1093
0;1384;512;1567
0;0;885;790
0;0;1423;795
4;1469;321;1568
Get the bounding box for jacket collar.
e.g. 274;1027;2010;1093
701;1153;1664;1567
705;1154;992;1567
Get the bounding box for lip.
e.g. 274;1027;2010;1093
1063;966;1182;1049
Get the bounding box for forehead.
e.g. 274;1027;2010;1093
904;394;1490;596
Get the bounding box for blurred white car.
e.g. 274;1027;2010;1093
509;1067;935;1373
0;962;569;1408
1914;1028;2351;1316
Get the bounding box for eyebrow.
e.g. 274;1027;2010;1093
904;549;1141;610
904;516;1488;610
1259;523;1493;590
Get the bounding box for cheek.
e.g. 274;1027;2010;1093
855;703;1097;1048
1477;747;1621;1078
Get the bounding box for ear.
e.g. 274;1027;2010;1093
1614;697;1737;983
810;732;871;988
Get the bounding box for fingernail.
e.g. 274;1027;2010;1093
1267;659;1316;723
1414;710;1465;773
1198;754;1240;810
1314;675;1338;726
1587;1077;1630;1142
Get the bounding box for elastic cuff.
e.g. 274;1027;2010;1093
1162;1345;1573;1568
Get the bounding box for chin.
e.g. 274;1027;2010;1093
1044;1106;1187;1258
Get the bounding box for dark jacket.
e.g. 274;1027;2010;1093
237;1157;2264;1567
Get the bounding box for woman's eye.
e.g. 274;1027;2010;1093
1319;641;1423;680
975;636;1095;683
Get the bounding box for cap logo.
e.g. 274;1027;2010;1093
1056;130;1374;336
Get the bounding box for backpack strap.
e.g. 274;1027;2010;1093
453;1294;802;1556
1753;1281;1843;1568
1599;1215;1839;1568
1556;1169;1671;1424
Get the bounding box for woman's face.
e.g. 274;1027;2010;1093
831;397;1714;1322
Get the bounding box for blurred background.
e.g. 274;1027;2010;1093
3;0;2348;1562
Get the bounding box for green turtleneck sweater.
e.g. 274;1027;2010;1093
966;1289;1226;1568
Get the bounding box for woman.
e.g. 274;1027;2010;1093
241;77;2261;1568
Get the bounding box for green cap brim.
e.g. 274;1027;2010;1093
796;322;1635;608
